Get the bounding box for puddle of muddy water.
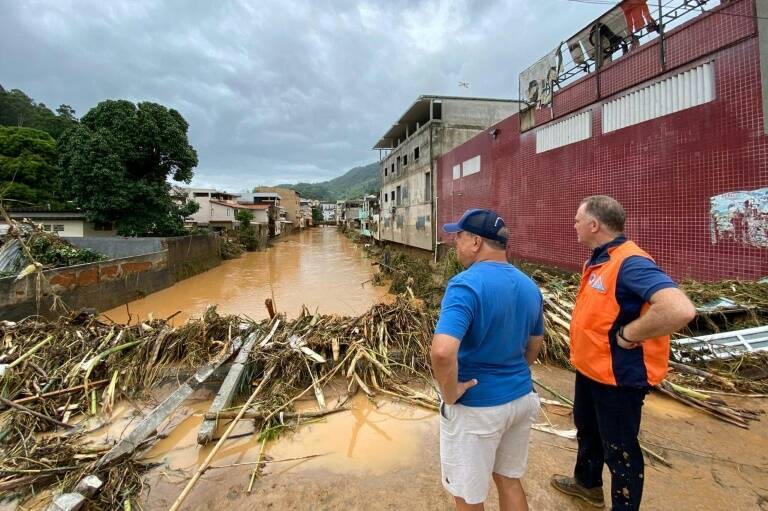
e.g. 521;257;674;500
136;393;435;476
103;228;390;325
81;381;435;489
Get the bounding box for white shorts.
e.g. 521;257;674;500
439;391;540;505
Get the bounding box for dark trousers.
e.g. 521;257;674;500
573;372;648;511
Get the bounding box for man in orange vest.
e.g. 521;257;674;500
551;196;696;510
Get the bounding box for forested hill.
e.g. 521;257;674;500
277;162;379;201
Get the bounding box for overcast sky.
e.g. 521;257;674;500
1;0;608;190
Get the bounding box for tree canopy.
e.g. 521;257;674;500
0;126;64;208
58;100;199;236
0;86;78;139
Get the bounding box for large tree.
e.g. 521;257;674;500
58;100;199;236
0;126;64;208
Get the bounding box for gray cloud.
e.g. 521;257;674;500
1;0;605;190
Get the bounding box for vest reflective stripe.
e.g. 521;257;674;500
570;241;670;386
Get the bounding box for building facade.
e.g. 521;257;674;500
320;202;336;222
1;210;116;237
437;0;768;282
253;187;302;229
183;188;241;230
374;96;521;251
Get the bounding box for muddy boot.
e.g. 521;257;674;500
550;474;605;508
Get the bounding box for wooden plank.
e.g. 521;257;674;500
94;332;248;469
197;322;278;445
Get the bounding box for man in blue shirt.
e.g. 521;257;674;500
431;208;544;511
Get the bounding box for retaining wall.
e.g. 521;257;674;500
0;234;221;321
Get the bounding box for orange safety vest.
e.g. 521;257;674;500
570;240;670;386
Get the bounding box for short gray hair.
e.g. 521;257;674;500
581;195;625;233
482;226;508;251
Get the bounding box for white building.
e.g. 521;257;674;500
1;209;116;237
320;202;336;222
182;188;241;230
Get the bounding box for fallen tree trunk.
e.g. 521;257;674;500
203;406;348;421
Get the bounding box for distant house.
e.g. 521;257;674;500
360;195;379;238
340;199;362;231
237;191;288;237
182;188;241;231
299;198;313;228
253;187;302;230
335;200;345;226
0;208;116;237
320;202;336;222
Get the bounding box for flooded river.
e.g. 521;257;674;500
98;227;439;510
104;227;390;324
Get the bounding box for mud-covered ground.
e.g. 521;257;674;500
130;366;768;511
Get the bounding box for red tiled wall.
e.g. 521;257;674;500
553;74;598;119
437;3;768;282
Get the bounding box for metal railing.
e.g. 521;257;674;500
522;0;727;102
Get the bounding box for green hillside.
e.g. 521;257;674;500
278;162;379;201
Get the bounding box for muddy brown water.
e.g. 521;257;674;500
104;227;390;324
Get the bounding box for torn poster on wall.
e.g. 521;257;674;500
710;187;768;247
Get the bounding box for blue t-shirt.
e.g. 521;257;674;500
434;261;544;407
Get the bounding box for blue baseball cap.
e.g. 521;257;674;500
443;208;508;245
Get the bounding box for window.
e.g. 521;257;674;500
414;146;420;160
43;224;52;232
396;186;401;206
384;192;388;202
536;111;592;153
53;224;64;232
603;62;715;133
452;164;461;180
462;155;481;177
403;154;408;166
425;172;432;202
384;167;388;177
432;100;442;120
194;192;209;197
396;156;401;174
391;191;395;203
391;163;394;174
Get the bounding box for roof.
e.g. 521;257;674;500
209;200;239;208
373;95;521;149
186;187;240;196
250;192;282;199
5;211;85;220
236;204;270;210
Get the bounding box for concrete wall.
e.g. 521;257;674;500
437;0;768;282
65;237;164;259
443;99;520;127
0;234;221;320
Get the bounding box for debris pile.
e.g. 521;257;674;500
0;296;438;509
0;307;244;508
0;222;106;277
